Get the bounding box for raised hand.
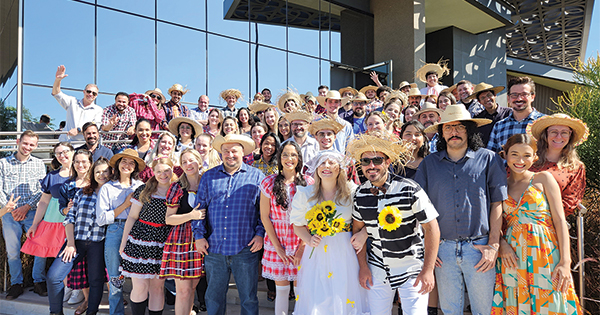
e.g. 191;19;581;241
56;65;68;81
109;114;120;126
5;194;20;212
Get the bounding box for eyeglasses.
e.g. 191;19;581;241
360;157;385;166
85;90;98;96
150;94;162;101
548;129;572;138
508;92;532;99
442;124;467;133
55;149;72;156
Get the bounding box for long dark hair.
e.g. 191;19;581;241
83;157;111;195
436;120;484;152
273;141;306;209
399;121;430;159
259;132;280;161
130;118;152;146
236;107;252;128
111;157;141;181
175;121;197;149
69;149;93;180
51;142;75;171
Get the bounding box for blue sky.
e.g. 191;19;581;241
585;2;600;60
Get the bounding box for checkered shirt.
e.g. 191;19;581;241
252;156;278;176
64;190;105;242
487;109;545;153
0;154;45;209
365;99;383;113
101;104;137;152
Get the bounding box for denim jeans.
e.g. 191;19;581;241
47;240;105;314
435;236;495;315
204;246;259;315
105;221;125;315
1;210;46;285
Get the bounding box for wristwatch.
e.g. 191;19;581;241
77;127;82;133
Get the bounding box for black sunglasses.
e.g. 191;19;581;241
360;157;385;166
85;90;98;96
150;94;162;101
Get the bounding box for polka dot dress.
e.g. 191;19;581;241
120;185;172;279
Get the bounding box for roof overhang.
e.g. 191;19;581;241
507;56;577;91
425;0;513;34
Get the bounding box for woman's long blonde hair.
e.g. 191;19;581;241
534;126;582;170
197;133;222;170
146;132;177;165
262;107;279;135
309;161;352;206
178;148;203;190
139;157;176;203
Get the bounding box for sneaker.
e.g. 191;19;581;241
63;287;73;302
68;289;84;305
33;282;48;296
6;284;23;300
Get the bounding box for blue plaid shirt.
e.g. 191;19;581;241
0;154;45;209
487;109;544;153
64;190;106;242
192;163;265;255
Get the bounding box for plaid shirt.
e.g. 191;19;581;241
128;93;165;131
192;163;265;255
487;109;545;153
64;190;106;242
252;156;278;176
365;99;383;113
0;154;45;209
101;104;137;152
162;101;190;129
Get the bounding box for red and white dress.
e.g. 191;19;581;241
260;174;313;281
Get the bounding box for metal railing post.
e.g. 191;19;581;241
577;203;587;311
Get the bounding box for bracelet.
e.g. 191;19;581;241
488;244;498;252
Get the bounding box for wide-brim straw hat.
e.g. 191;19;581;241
416;60;450;83
359;85;378;94
407;87;426;97
415;102;442;118
346;134;413;166
466;83;505;101
277;91;303;112
212;134;256;156
527;113;589;147
385;90;408;107
283;110;313;123
424;104;492;133
109;148;146;170
168;84;189;95
441;84;457;94
300;91;314;100
220;89;243;101
168;117;203;137
145;88;166;104
316;90;342;106
398;81;418;90
351;92;370;103
248;101;275;113
339;86;358;96
309;117;344;135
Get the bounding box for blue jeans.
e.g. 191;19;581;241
47;240;105;314
204;246;259;315
1;210;46;285
435;236;495;315
105;221;125;315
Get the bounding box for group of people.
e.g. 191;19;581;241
0;62;589;315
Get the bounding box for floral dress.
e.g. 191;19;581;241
491;176;582;315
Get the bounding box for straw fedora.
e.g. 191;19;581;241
424;104;491;133
407;88;426;98
248;101;275;114
415;60;450;83
220;89;243;101
168;84;189;95
441;84;457;95
316;90;342;106
277;91;303;112
359;85;378;95
385;90;408;106
527;113;589;147
283;110;313;124
339;86;358;96
145;88;166;105
300;91;314;100
346;134;412;166
168;117;203;137
212;134;256;156
414;102;442;119
309;117;344;136
465;83;505;101
109;148;146;170
351;92;370;103
398;81;418;90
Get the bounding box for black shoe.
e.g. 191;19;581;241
33;282;48;296
197;303;206;312
6;284;23;300
164;288;175;305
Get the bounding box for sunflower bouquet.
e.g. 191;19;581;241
304;200;348;258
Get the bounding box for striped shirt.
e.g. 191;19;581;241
353;173;438;289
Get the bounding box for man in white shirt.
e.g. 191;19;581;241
52;65;103;142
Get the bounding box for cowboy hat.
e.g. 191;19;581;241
440;84;457;95
277;91;303;113
415;60;450;83
283;110;313;124
339;86;358;96
414;102;442;119
220;89;243;101
398;81;418;90
424;104;491;133
316;90;342;106
351;92;370;103
248;101;275;114
465;83;505;101
145;88;166;104
407;87;426;97
346;134;412;166
110;148;146;170
167;84;189;95
168;117;203;137
359;85;378;95
527;113;589;147
309;117;344;136
212;134;256;156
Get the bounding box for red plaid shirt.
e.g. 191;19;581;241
128;93;166;131
101;104;137;152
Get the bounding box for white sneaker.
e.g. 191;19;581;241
63;287;73;302
68;289;84;305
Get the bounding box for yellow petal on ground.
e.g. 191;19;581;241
297;265;301;271
324;245;328;253
346;299;355;307
328;272;332;278
295;294;299;301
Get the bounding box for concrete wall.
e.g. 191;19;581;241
340;9;374;67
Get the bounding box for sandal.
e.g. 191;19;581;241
267;290;276;302
74;300;88;315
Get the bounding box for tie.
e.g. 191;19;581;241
370;186;387;196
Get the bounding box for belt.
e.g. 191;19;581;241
114;219;127;223
139;219;166;227
443;235;487;242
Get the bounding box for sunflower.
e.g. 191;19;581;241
378;206;402;232
305;203;323;220
316;221;332;237
330;217;346;233
307;219;322;232
321;200;336;215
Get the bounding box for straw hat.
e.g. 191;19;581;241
398;81;418;90
248;101;275;114
109;148;146;170
309;117;344;135
351;92;370;103
414;102;442;118
167;84;189;95
283;110;313;124
359;85;378;94
145;88;166;104
212;134;256;156
527;113;589;147
277;91;303;112
346;134;413;166
465;83;505;101
407;87;426;97
424;104;491;133
300;91;314;100
168;117;203;137
220;89;243;101
339;86;358;96
441;84;457;95
415;60;450;83
385;90;408;107
316;90;342;106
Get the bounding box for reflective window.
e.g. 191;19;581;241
97;0;154;19
157;0;206;30
207;35;250;107
320;30;331;60
207;0;249;40
257;46;287;98
288;54;319;96
331;31;341;62
288;27;319;58
257;24;286;50
321;60;331;86
22;85;59;127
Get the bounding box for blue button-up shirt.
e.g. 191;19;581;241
192;163;265;255
414;148;507;240
486;109;544;153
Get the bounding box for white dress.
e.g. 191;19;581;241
290;184;369;315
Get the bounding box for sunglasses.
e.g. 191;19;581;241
85;90;98;96
150;94;162;101
360;157;385;166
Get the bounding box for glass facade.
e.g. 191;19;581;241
8;0;342;126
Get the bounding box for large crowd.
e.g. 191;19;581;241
0;62;589;315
